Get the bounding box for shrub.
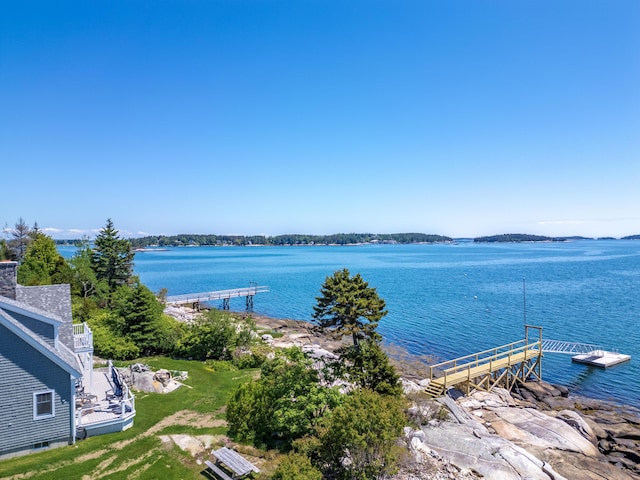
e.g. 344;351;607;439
272;453;322;480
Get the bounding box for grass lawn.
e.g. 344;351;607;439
0;358;258;480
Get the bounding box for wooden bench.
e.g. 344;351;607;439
204;460;233;480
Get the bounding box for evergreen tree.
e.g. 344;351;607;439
0;239;10;261
92;219;134;292
313;268;387;348
17;232;72;286
112;279;164;356
336;340;402;397
70;237;102;298
7;217;32;262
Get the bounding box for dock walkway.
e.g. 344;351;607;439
425;337;542;398
166;285;269;311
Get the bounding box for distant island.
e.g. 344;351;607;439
474;233;640;243
473;234;580;243
129;232;453;247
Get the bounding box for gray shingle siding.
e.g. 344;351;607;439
0;323;74;457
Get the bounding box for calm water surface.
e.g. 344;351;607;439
62;240;640;406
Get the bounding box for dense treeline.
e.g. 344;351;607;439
474;233;576;243
130;232;452;247
622;234;640;240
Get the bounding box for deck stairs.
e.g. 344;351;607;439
424;380;445;398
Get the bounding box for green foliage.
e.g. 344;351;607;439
0;239;10;260
313;268;387;347
317;389;407;480
87;310;141;360
91;218;134;292
17;232;72;286
231;343;270;369
174;310;238;361
112;279;169;356
174;309;252;361
335;340;402;397
226;348;342;450
69;237;104;299
272;453;323;480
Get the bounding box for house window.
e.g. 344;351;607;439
33;390;55;419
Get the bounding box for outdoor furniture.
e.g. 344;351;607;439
204;460;232;480
210;447;260;479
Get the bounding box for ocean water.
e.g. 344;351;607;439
60;240;640;407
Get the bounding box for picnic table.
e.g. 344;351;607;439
207;447;260;479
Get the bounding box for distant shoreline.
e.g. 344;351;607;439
55;233;640;247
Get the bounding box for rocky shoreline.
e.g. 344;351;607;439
167;308;640;478
249;314;640;479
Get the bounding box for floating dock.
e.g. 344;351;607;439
572;350;631;368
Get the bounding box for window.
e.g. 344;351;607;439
33;390;55;419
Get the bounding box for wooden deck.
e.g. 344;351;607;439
425;329;543;398
76;367;135;433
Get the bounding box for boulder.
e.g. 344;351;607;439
552;409;597;444
154;369;172;386
414;421;563;480
487;407;599;457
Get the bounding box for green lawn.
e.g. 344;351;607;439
0;358;258;480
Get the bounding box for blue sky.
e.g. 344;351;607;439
1;1;639;239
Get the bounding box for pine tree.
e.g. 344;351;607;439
92;219;134;292
312;268;387;348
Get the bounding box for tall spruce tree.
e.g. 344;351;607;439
92;219;134;292
7;217;32;263
312;268;387;348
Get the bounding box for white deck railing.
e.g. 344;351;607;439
73;322;93;352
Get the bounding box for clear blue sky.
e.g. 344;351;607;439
2;1;639;239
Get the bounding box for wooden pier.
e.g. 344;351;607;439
165;284;269;311
424;325;543;398
424;325;631;398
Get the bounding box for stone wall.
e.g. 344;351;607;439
0;261;17;300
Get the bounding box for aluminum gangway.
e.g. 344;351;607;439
540;340;606;355
540;339;630;367
165;284;269;311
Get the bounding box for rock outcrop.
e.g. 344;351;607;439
403;385;640;480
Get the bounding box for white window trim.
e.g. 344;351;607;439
33;390;55;420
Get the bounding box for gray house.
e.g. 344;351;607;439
0;261;135;460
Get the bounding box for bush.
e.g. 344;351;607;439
232;344;271;369
87;311;140;360
272;453;322;480
318;389;407;480
226;348;342;450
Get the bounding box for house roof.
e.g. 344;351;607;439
17;284;74;350
0;299;81;378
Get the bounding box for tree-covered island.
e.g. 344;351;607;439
130;232;452;248
473;233;593;243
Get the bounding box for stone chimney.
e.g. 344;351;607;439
0;261;18;300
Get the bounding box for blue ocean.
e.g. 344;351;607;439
60;240;640;407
